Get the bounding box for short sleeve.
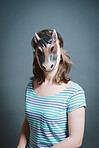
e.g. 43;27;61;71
67;89;87;113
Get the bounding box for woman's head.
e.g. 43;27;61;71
32;29;62;72
31;29;72;84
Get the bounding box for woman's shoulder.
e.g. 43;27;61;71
67;81;86;100
25;80;33;90
70;81;85;92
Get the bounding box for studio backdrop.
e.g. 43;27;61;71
1;0;99;147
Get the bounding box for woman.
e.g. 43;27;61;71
17;29;87;148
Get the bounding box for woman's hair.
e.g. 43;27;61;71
30;29;73;85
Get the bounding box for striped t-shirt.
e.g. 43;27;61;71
25;80;87;148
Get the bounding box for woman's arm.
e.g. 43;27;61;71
17;116;30;148
51;106;85;148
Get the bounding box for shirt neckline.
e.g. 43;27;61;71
31;81;74;98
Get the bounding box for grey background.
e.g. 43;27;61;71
0;0;99;147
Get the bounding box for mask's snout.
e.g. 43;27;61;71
42;63;54;72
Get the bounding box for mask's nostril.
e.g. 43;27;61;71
42;66;46;70
51;64;53;68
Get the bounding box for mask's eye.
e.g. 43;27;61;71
37;48;42;55
51;46;54;52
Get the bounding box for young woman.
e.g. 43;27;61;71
17;29;87;148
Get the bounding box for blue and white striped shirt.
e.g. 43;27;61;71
25;80;87;148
